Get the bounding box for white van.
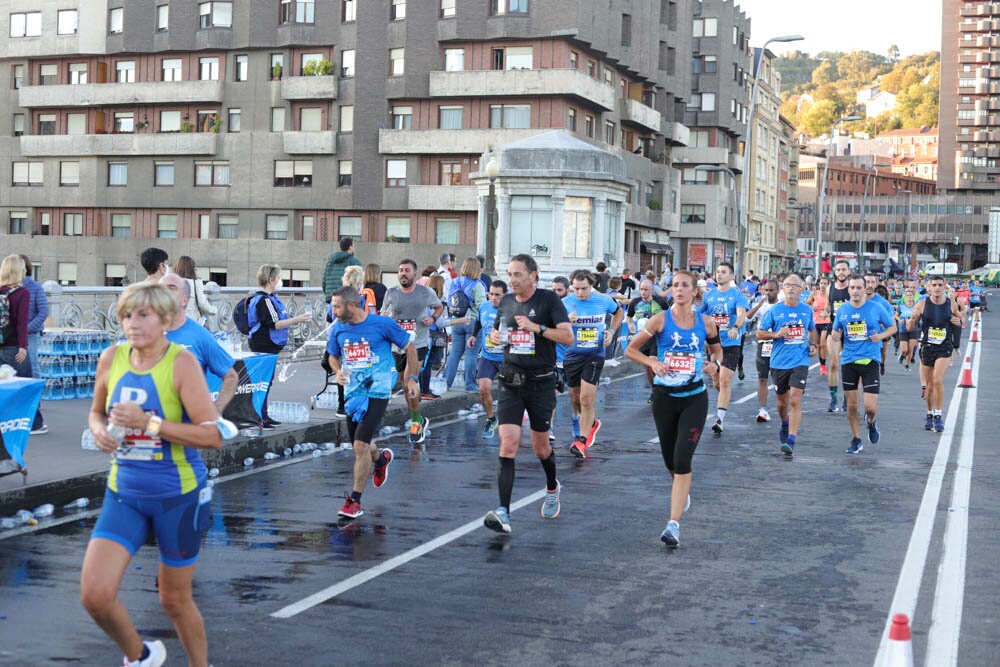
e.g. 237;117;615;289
924;262;959;276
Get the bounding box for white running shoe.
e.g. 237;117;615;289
124;640;167;667
756;408;771;423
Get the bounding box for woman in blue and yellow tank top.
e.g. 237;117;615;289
626;270;723;549
81;282;222;667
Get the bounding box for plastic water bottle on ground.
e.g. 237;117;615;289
378;426;393;437
264;452;279;460
292;444;302;454
600;376;612;385
15;510;35;525
63;498;89;510
208;468;220;478
243;457;254;467
458;409;469;416
339;442;351;450
1;517;17;530
312;449;322;457
33;504;54;518
283;448;292;457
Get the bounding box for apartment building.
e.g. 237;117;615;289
1;0;693;286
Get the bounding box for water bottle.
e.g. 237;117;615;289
283;448;292;457
1;517;17;530
208;468;220;478
243;457;254;466
33;504;54;518
107;422;127;445
292;444;302;454
305;300;313;317
263;452;279;460
378;426;393;437
65;332;78;355
458;409;469;416
499;319;509;344
81;428;99;451
339;442;352;450
64;498;90;510
15;510;36;525
600;377;612;386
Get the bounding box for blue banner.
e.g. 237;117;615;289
206;353;277;427
0;378;45;474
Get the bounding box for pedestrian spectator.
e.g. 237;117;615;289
0;254;45;436
322;237;362;302
139;247;169;281
173;256;218;329
594;261;611;293
475;254;493;289
424;274;470;398
444;257;487;393
19;254;48;432
363;263;387;313
820;252;833;277
620;269;636;300
435;253;454;298
82;281;222;667
247;264;311;429
417;265;436;286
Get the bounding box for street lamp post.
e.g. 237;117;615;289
483;156;500;276
695;164;737;274
858;161;891;271
815;114;863;277
893;184;912;274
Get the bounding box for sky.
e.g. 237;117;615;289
735;0;942;57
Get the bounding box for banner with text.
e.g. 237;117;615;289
0;378;45;476
207;353;277;428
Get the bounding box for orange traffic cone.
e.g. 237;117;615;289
970;322;980;343
885;613;914;667
959;356;975;388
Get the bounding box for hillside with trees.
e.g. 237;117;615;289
775;48;940;137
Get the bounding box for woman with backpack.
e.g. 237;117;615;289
443;257;487;393
363;263;387;313
247;264;310;429
173;256;217;329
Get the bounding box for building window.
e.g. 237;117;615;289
58;263;78;286
199;2;232;28
155;161;174;186
493;46;532;70
108;162;128;186
270;53;284;78
69;63;87;84
300;107;323;131
703;55;717;73
492;0;529;15
693;17;717;37
111;214;131;238
389;48;405;76
228;108;241;132
162;58;182;81
439;106;463;129
12;64;24;89
266;215;289;240
116;60;135;83
489;104;530;129
271;107;285;132
160;110;181;132
440;162;462;186
436;219;460;244
682;168;708;185
563;197;592;258
13;114;25;137
302;215;314;241
567;108;576;131
445;49;465;72
195;161;230;186
10;12;42;37
587;60;596;78
64;213;83;236
114;112;134;133
341;50;355;77
60;162;80;186
386;217;410;243
681;204;706;223
300;52;322;75
218;214;239;238
342;0;356;22
108;7;123;34
157;214;178;238
391;0;406;20
605;121;615;145
570;51;578;69
40;64;58;86
156;5;169;30
386;160;407;187
509;195;551;256
58;10;78;35
9;212;28;235
339;216;361;238
585;115;594;138
274;160;312;187
392;106;412;129
621;13;631;46
441;0;456;18
200;57;220;81
38;114;57;135
281;0;315;23
339;105;353;132
338;160;352;186
701;92;716;111
234;54;248;81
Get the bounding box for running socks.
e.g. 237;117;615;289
410;410;421;423
498;456;515;510
351;490;362;503
539;451;558;492
717;408;727;423
786;434;796;446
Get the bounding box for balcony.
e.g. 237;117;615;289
407;185;477;211
282;131;336;154
663;121;690;146
378;127;542;154
428;69;616;111
618;98;661;133
671;145;729;165
281;76;337;100
19;81;224;108
20;132;218;157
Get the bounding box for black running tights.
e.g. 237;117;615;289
651;388;708;475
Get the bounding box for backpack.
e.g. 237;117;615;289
0;285;20;346
447;278;478;318
232;295;252;335
359;287;377;315
246;292;289;346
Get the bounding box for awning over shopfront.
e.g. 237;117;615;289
641;242;672;254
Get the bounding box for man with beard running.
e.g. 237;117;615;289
746;279;779;423
906;275;964;433
825;260;852;412
697;262;750;434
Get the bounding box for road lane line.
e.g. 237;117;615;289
925;334;982;665
873;336;976;665
270;488;548;619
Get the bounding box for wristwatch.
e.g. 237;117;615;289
538;324;548;335
145;415;163;437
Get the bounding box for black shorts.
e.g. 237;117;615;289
639;337;657;358
497;372;557;432
841;361;881;394
347;397;390;445
771;366;809;395
756;352;771;379
477;357;501;382
393;346;428;375
920;343;953;367
720;345;741;371
899;329;920;342
564;356;604;387
814;322;830;336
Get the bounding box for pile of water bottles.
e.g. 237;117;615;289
0;498;91;531
268;402;310;424
38;330;114;400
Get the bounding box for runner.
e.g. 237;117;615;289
697;262;750;435
381;259;443;445
825;260;852;412
906;275;964;433
326;286;420;519
625;270;722;547
895;287;919;371
626;279;670;404
969;280;983;322
561;269;623;459
807;276;832;375
746;280;779;422
467;280;508;439
756;274;817;455
482;255;573;534
830;275;897;454
865;273;895;375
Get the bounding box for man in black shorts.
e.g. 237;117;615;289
825;260;852;412
907;275;963;433
626;279;669;403
467;280;508;439
483;255;573;534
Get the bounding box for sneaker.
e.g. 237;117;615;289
570;436;588;459
778;421;789;444
124;640;167;667
867;419;880;445
264;418;282;427
585;417;602;447
541;481;560;519
898;354;905;365
924;415;934;431
29;425;48;435
483;506;511;533
820;363;828;376
846;437;864;454
660;520;680;547
757;408;771;423
571;415;581;438
260;422;276;431
711;418;723;434
334;408;347;419
548;432;556;441
827;399;839;413
482;416;498;439
419;392;441;401
372;448;393;488
337;495;363;519
933;415;944;433
408;415;429;445
781;441;795;455
738;366;745;381
905;364;912;372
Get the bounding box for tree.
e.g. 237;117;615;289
811;60;837;87
888;44;900;62
866;111;902;136
803;99;841;137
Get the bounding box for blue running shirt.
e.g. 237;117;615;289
327;314;411;399
652;310;708;396
561;292;620;359
698;287;750;348
758;302;815;370
166;317;235;380
832;300;895;365
477;302;504;362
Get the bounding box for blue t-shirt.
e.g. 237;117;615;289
652;310;708;397
698;287;750;348
562;292;620;359
477;302;504;363
740;280;758;299
896;299;917;331
758;302;815;370
832;300;895;365
327;314;411;399
166;317;235;380
871;294;894;320
970;286;983;303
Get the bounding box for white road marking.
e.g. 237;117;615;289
271;488;548;618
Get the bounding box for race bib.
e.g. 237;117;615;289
833;300;847;313
509;329;535;355
575;327;600;349
712;314;730;328
116;432;164;461
343;340;374;370
661;351;697;384
846;321;868;342
760;341;773;358
484;336;504;355
786;324;805;344
927;327;947;345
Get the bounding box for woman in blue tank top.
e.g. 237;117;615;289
895;288;918;370
626;270;723;549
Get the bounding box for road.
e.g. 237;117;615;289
1;313;997;666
